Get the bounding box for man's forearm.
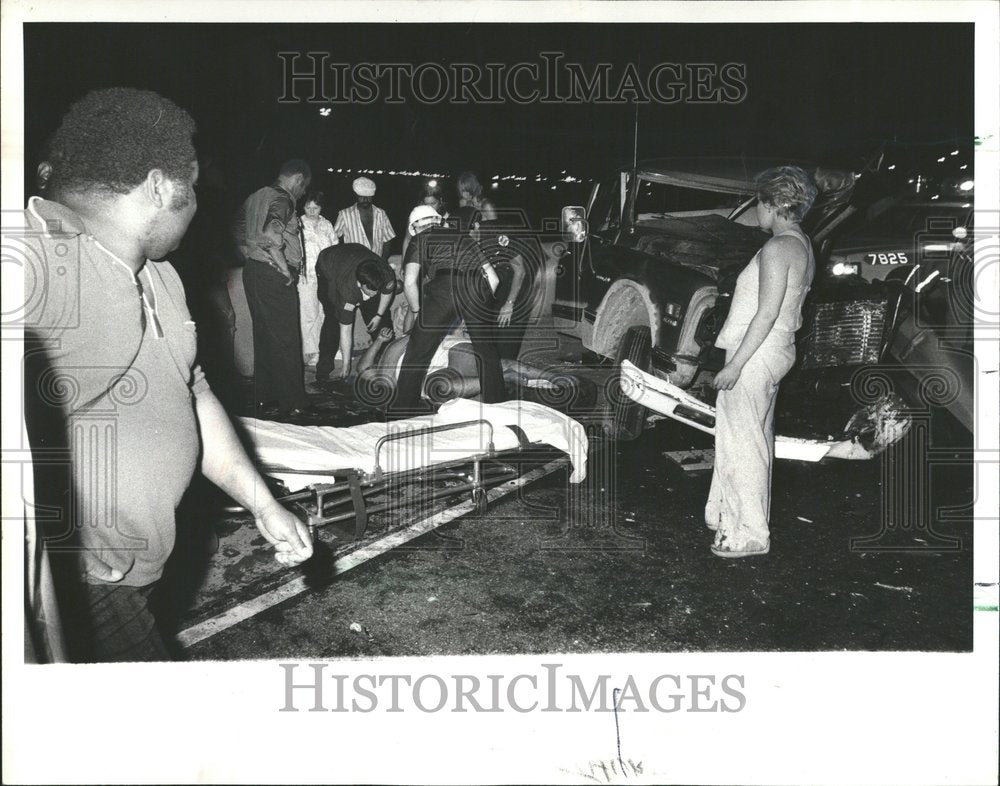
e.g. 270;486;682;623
339;325;354;374
376;291;392;319
195;389;281;517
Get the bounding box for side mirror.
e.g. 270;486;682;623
561;206;588;243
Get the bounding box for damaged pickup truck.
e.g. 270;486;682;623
554;157;974;457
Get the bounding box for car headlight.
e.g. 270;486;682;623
831;261;860;277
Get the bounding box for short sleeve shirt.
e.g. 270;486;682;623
315;243;396;324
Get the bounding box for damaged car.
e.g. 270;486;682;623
554;157;972;456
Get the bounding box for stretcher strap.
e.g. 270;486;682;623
505;424;532;452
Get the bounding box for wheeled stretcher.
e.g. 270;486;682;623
620;360;893;461
235;398;589;540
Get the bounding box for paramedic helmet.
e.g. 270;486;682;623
408;204;442;236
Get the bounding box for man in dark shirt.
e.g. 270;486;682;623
315;243;399;380
390;206;505;417
233;159;311;416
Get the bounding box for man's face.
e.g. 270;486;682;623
356;194;373;208
147;161;198;259
359;282;378;298
293;175;312;202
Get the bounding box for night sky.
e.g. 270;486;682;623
24;22;974;209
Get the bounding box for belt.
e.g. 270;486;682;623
432;268;474;277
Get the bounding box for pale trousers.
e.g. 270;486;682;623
298;276;322;364
705;342;796;546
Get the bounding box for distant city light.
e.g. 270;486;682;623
887;164;896;170
930;194;940;200
319;107;331;117
937;157;946;163
958;180;974;191
951;149;959;155
492;175;499;180
326;168;334;173
960;164;968;170
491;182;499;189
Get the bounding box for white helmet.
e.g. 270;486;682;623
408;204;442;236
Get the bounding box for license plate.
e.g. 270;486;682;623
866;251;910;265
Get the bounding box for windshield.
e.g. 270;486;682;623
634;178;750;220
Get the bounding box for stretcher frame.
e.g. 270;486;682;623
233;418;551;540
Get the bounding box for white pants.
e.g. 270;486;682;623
298;276;322;363
705;342;795;546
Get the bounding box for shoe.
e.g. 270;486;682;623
711;536;770;559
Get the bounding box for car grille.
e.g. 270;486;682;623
800;299;887;368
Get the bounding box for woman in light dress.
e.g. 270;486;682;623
706;166;817;558
298;191;337;365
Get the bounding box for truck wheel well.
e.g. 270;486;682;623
591;282;657;358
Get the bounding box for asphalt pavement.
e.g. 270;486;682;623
175;379;972;659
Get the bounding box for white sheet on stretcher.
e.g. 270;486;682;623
620;360;876;461
239;398;589;491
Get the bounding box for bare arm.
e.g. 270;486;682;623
195;388;312;565
404;262;422;313
714;237;796;389
338;314;355;378
498;255;526;327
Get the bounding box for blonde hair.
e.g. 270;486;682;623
755;166;817;222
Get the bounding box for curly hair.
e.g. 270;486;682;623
46;88;196;198
754;166;817;222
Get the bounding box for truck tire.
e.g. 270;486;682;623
604;325;652;440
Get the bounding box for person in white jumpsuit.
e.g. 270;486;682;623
706;166;817;557
298;191;338;365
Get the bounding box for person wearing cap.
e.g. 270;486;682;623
334;176;396;258
389;205;505;418
314;243;400;381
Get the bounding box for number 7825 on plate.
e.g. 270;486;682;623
867;251;910;265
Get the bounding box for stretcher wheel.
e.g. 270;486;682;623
472;487;489;516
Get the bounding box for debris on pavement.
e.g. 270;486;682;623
874;582;914;594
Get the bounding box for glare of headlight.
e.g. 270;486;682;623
958;180;974;191
427;179;437;188
831;262;859;277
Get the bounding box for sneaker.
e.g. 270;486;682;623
711;533;770;559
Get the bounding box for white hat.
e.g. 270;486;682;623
408;205;442;236
352;177;376;197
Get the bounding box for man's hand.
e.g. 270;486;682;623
497;301;514;328
81;550;128;583
712;362;743;391
366;313;382;333
254;500;313;567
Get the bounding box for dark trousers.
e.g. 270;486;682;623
315;288;387;379
392;271;505;415
243;261;307;411
64;582;170;663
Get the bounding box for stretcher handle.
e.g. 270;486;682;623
373;418;495;477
